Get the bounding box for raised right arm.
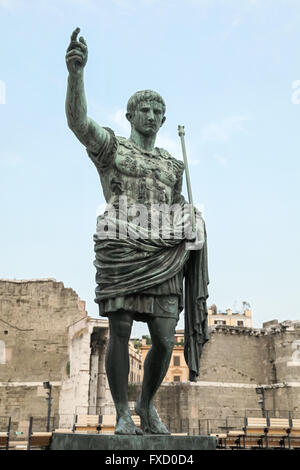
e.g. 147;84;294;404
65;28;109;154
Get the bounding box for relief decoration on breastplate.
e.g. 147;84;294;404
114;137;184;192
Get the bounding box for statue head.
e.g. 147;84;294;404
126;90;166;136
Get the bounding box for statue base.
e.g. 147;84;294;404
50;433;216;451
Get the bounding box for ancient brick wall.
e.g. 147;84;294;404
129;322;300;434
1;278;299;435
0;279;86;431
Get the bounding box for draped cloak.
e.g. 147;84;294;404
88;129;210;381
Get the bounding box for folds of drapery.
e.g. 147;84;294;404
93;206;209;380
184;223;210;382
94;218;190;300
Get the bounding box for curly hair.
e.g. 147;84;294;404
127;90;166;116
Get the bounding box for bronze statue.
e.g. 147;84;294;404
65;27;209;435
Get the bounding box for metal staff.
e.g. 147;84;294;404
178;125;196;233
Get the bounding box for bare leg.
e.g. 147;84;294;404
135;316;177;434
106;310;143;435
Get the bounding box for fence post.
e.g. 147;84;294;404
289;411;292;427
6;417;11;451
27;417;33;451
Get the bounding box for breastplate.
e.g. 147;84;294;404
108;137;182;208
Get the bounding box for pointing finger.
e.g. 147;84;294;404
70;27;80;42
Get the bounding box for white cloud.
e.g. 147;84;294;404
200;115;250;142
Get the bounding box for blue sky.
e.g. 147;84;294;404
1;0;300;336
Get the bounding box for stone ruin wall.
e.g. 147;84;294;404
150;322;300;434
0;278;299;434
0;279;86;432
58;316;112;429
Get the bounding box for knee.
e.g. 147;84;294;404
109;317;132;341
152;335;175;355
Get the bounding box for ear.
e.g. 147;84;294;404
126;112;132;122
160;116;166;127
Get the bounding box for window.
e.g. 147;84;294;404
237;321;244;326
173;376;181;382
214;320;226;325
173;356;180;366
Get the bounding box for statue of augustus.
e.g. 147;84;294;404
65;28;209;435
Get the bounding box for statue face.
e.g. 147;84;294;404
129;100;166;136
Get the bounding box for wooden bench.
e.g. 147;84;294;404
74;414;141;435
9;440;28;450
99;415;116;434
53;428;74;434
26;417;52;450
267;418;291;449
28;432;52;450
291;419;300;436
268;418;290;434
243;417;269;448
0;432;10;450
74;414;102;433
0;417;11;450
210;433;227;449
99;415;141;434
289;419;300;449
226;430;246;449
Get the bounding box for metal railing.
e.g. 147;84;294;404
1;408;300;435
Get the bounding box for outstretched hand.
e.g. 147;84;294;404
66;27;88;74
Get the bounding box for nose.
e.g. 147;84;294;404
147;109;155;121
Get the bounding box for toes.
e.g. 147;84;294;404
115;416;143;435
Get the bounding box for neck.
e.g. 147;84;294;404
129;128;156;152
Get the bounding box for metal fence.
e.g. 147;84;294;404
1;408;300;435
160;409;300;435
0;415;59;435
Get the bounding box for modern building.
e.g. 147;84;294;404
128;339;142;384
164;330;189;383
139;330;189;383
207;304;252;328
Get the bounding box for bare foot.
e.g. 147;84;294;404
135;399;151;433
115;415;143;435
135;399;170;434
148;405;170;434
